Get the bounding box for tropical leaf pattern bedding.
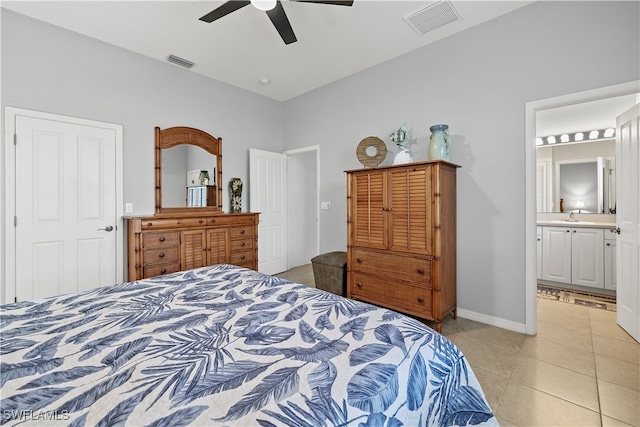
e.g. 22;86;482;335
0;265;497;426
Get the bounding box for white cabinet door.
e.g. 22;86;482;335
542;226;572;284
571;228;604;288
604;238;617;290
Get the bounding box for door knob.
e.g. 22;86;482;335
98;225;114;232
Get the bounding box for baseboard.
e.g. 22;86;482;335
456;308;528;335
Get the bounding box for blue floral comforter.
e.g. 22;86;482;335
1;265;497;426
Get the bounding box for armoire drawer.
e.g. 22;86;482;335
142;231;180;249
349;272;433;317
143;247;180;264
351;249;431;285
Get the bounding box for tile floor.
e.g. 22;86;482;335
276;264;640;426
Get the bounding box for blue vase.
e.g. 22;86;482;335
428;124;450;161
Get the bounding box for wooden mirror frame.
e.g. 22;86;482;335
155;126;223;214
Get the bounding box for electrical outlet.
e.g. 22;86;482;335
125;203;133;213
321;202;331;210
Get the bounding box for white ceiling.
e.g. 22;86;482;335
2;0;535;101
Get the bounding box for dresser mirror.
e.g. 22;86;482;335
155;126;223;213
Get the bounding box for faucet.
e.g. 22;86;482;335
567;211;578;222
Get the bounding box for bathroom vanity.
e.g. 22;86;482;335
537;220;617;291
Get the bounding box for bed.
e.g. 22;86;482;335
1;265;498;426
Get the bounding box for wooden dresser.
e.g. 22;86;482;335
127;213;259;280
345;160;459;333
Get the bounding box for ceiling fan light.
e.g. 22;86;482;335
251;0;277;11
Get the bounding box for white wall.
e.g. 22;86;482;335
1;9;284;217
282;1;640;326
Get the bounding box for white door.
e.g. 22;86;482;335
616;103;640;342
13;115;118;301
249;148;287;275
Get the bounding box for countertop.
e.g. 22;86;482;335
537;220;616;229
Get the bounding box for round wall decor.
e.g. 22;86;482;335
356;136;387;167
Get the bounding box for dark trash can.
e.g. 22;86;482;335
311;251;347;296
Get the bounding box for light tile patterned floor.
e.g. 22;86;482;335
277;264;640;426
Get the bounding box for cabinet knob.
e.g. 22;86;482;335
199;219;203;224
606;243;611;247
573;230;577;233
417;268;424;275
356;282;362;288
159;237;165;242
566;230;570;233
240;255;246;260
241;229;246;234
161;268;167;274
240;242;245;247
417;297;424;303
357;258;363;263
147;222;153;227
159;253;165;258
212;219;216;223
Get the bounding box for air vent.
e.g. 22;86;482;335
404;1;461;36
167;54;195;69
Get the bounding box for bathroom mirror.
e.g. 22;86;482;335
155;126;223;214
536;139;615;214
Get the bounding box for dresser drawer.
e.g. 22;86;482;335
142;231;180;249
143;247;180;264
141;217;207;230
229;227;254;240
351;249;431;285
143;262;180;278
230;237;254;252
207;215;255;226
230;250;254;265
349;272;432;318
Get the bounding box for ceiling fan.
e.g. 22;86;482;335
199;0;354;45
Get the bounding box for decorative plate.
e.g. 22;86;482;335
356;136;387;167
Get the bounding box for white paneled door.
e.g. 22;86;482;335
12;114;118;301
249;148;287;275
616;103;640;343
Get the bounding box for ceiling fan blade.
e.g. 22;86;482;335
291;0;354;5
199;1;251;23
266;2;297;45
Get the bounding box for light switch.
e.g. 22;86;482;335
125;203;133;213
321;202;331;210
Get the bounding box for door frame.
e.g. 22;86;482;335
283;145;321;267
3;107;124;304
525;81;640;335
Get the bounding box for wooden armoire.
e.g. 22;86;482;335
345;160;459;333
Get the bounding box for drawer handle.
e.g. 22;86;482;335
417;268;424;275
241;229;246;234
159;237;165;242
159;253;165;258
240;255;246;260
147;222;153;227
161;268;167;274
357;258;363;263
199;219;203;224
241;242;245;247
417;297;424;303
356;282;362;288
